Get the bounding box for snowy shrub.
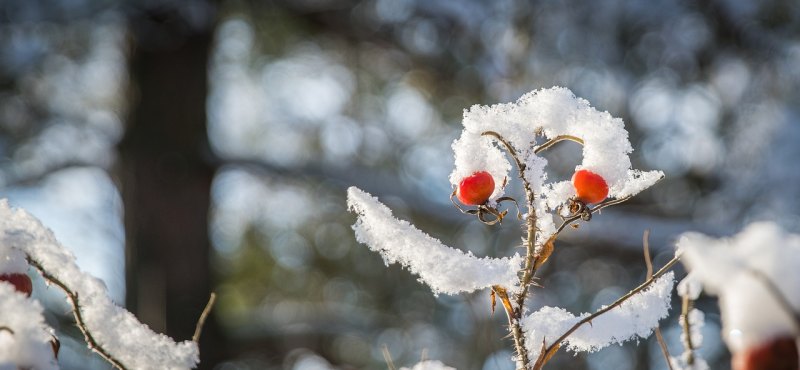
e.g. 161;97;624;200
348;87;675;369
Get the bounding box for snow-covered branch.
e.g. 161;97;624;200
0;200;199;370
347;187;522;295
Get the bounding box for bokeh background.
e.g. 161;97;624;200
1;0;799;369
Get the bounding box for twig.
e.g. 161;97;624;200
680;296;696;365
382;344;397;370
534;256;680;369
0;326;14;334
192;292;217;343
533;135;584;154
644;230;674;370
26;257;128;370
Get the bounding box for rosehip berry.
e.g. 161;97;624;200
733;337;799;370
0;273;32;297
571;169;609;204
457;171;495;205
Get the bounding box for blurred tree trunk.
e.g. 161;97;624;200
119;4;222;368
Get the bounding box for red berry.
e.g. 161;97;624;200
733;337;798;370
0;273;32;297
571;169;609;204
457;171;495;205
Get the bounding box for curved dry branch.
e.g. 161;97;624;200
192;292;217;343
26;257;129;370
533;135;584;154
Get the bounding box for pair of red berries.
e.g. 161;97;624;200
456;169;609;206
0;273;32;297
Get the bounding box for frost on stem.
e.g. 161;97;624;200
0;200;199;370
521;271;675;361
676;222;800;354
347;187;522;295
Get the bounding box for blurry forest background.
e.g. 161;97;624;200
1;0;800;369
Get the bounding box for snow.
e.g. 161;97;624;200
677;273;702;300
400;360;456;370
0;247;28;275
676;222;800;353
683;309;705;352
449;87;663;212
670;356;710;370
0;200;199;370
521;271;674;359
347;187;522;295
0;284;58;370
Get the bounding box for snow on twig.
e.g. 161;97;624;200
347;187;522;295
524;262;676;365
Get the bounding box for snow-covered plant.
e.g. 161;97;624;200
676;222;800;370
348;87;674;369
0;199;209;370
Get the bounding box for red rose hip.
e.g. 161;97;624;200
572;169;609;204
0;273;32;297
732;336;798;370
457;171;495;205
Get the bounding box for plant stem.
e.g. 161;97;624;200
192;292;217;343
680;296;696;365
482;131;535;368
534;256;680;369
27;257;129;370
644;230;674;370
533;135;584;154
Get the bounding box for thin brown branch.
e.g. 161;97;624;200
0;326;14;334
643;230;653;278
680;296;696;365
26;257;128;370
533;135;584;154
644;230;674;370
535;256;681;369
382;344;397;370
192;292;217;343
655;329;674;370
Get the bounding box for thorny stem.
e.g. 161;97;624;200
482;131;536;368
534;256;681;369
26;257;129;370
